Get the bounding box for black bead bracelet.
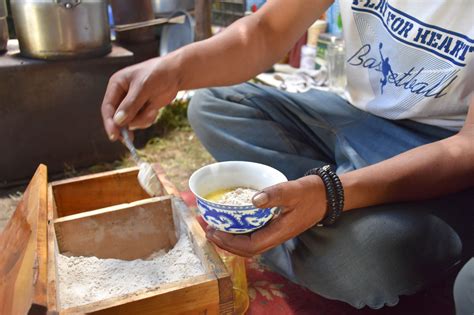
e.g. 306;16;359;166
304;165;344;226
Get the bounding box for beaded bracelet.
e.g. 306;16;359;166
304;165;344;226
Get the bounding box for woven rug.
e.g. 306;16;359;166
180;191;454;315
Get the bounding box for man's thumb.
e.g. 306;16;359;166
252;182;289;208
252;191;269;207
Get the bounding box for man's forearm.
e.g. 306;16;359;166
164;0;332;90
341;128;474;211
171;15;276;89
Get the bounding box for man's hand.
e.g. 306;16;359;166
101;57;180;141
206;175;327;257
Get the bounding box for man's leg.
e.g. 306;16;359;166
263;187;473;309
454;258;474;315
188;82;355;180
187;83;467;308
290;197;469;309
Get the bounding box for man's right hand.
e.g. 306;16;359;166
101;57;180;141
101;0;333;141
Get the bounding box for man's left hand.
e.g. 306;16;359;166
206;175;327;257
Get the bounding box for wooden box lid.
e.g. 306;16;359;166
0;165;48;315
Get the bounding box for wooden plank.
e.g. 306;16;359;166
35;169;49;310
54;197;177;260
0;165;48;315
52;167;151;217
47;185;59;311
195;0;213;41
172;198;234;314
61;275;220;315
0;202;33;315
152;163;181;197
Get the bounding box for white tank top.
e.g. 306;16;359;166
340;0;474;130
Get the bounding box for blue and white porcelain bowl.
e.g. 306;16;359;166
189;161;288;234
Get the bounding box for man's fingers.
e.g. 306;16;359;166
206;229;254;257
101;78;127;141
252;180;302;210
102;102;120;141
128;106;160;130
101;76;128;114
206;213;295;256
112;81;149;127
104;117;119;141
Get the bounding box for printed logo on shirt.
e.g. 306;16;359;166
347;0;473;118
351;0;474;67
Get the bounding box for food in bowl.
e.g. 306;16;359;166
205;187;258;206
189;161;288;234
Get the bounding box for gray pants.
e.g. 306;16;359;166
454;258;474;315
188;83;474;309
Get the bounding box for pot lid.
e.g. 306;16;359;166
0;165;48;315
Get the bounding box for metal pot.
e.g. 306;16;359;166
152;0;194;15
0;0;7;52
111;0;156;44
10;0;111;60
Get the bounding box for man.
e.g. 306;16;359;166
101;0;474;310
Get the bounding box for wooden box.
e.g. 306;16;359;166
0;165;233;315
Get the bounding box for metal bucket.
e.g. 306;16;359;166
152;0;194;15
10;0;111;60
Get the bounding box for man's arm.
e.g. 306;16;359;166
207;99;474;257
342;101;474;210
101;0;333;139
175;0;333;89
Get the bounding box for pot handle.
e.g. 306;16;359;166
55;0;81;9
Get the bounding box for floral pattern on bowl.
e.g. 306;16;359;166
196;197;277;233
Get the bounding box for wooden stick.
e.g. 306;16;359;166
51;167;150;217
115;15;186;32
195;0;213;41
0;165;48;315
172;198;234;314
54;197;177;260
53;195;172;224
47;184;59;311
61;275;218;314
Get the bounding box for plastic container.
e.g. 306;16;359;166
300;44;317;70
246;0;265;11
326;0;342;35
308;20;327;47
326;37;347;92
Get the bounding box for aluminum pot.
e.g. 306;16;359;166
10;0;111;60
0;0;7;52
153;0;194;15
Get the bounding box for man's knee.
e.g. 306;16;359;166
188;84;250;128
292;208;462;308
188;88;216;128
